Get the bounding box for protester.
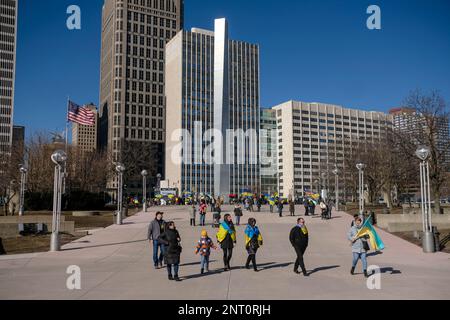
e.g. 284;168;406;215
244;218;263;272
157;221;182;281
147;212;166;269
347;217;370;278
195;229;217;274
289;218;309;276
277;200;284;217
199;200;207;226
289;200;295;216
234;204;243;225
256;198;262;212
303;199;309;216
216;214;236;271
350;214;359;227
190;203;197;226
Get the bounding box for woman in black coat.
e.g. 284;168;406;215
157;221;182;281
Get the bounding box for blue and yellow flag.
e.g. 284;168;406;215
356;217;385;251
244;225;263;247
217;222;236;243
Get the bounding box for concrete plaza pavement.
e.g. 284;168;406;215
0;205;449;300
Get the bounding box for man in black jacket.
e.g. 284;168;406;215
289;218;309;276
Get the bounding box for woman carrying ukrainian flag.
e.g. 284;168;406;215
216;214;236;271
244;218;263;272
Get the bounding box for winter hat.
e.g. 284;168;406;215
201;230;208;237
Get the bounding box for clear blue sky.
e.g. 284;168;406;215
14;0;450;137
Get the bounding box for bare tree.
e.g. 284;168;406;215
0;141;25;215
404;89;450;214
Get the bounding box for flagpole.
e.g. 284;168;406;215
63;97;70;196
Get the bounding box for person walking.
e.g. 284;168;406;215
199;200;207;226
216;214;236;271
147;212;167;269
256;197;262;212
195;229;217;274
277;200;284;217
303;199;309;216
244;218;263;272
190;203;197;226
289;218;309;276
234;204;243;225
157;221;182;281
289;200;295;216
347;217;370;278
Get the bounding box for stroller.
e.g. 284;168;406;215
212;213;221;228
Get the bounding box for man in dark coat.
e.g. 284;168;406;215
158;221;182;281
289;218;309;276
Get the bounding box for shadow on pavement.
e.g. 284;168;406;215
367;251;383;257
260;262;293;270
62;239;148;251
308;265;340;275
179;260;218;267
379;267;402;274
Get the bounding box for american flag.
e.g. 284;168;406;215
67;100;95;126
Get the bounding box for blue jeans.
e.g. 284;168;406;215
152;240;165;266
199;214;206;225
167;264;179;276
200;255;210;270
235;215;241;225
352;252;368;271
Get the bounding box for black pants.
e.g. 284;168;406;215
246;254;257;270
223;248;233;268
294;246;307;274
190;218;195;226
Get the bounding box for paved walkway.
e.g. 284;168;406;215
0;206;449;300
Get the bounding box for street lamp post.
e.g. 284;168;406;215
18;164;27;216
141;170;148;212
321;172;327;200
50;150;67;252
314;179;319;194
356;163;366;216
415;146;435;253
116;163;126;225
332;167;340;211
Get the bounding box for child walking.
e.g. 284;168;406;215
195;230;217;274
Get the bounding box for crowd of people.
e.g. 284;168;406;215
147;200;375;282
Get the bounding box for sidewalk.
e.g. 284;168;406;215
0;206;449;300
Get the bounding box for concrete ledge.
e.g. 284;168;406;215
72;211;100;217
377;214;450;232
0;216;66;224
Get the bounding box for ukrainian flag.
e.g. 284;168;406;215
217;222;236;243
356;217;385;251
244;225;263;247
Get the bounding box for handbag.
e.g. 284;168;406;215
363;240;370;251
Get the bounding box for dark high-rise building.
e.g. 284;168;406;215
0;0;18;155
98;0;183;192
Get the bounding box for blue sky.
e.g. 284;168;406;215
14;0;450;137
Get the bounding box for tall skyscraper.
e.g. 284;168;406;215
72;103;98;153
165;19;260;198
98;0;183;191
273;101;393;199
260;108;278;195
0;0;18;155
